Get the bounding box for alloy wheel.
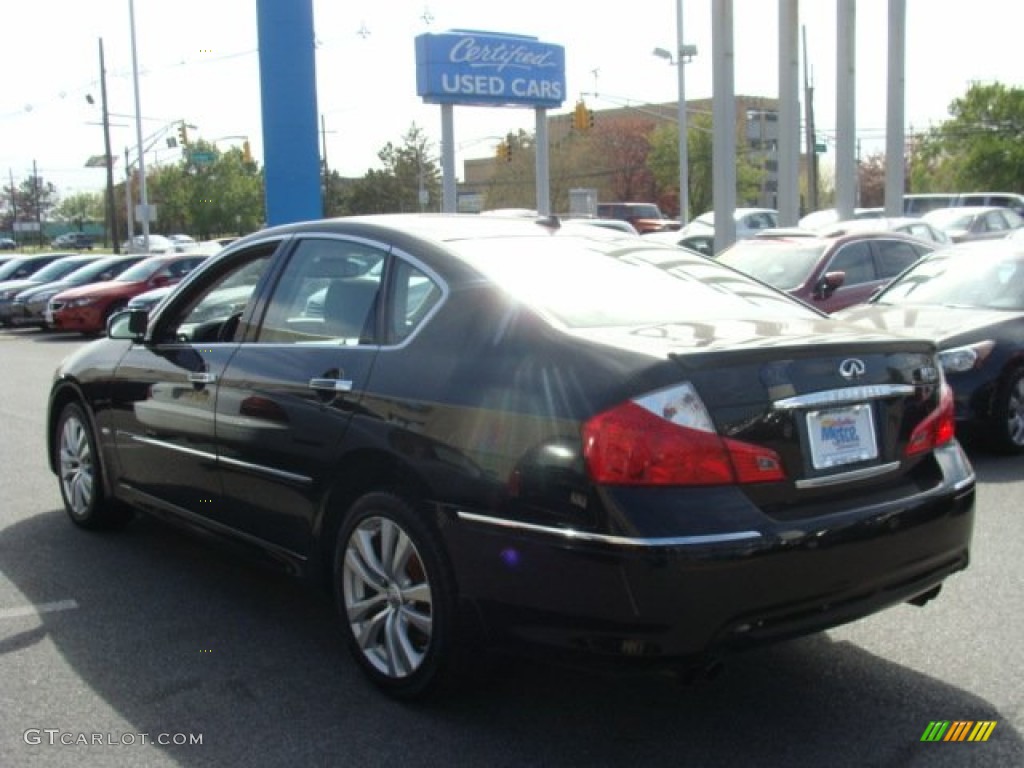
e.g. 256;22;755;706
342;515;434;679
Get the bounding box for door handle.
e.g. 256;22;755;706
188;372;217;385
309;377;354;393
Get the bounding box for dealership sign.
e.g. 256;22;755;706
415;31;565;108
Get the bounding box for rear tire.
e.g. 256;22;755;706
55;402;132;529
989;368;1024;454
333;492;458;699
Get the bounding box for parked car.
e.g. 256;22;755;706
0;254;103;325
122;234;175;254
0;237;17;250
596;202;679;233
48;252;208;334
820;216;952;246
46;213;974;698
168;233;197;251
922;206;1024;243
684;207;780;240
904;192;1024;218
0;252;73;284
797;207;884;230
635;229;713;257
8;255;146;328
835;240;1024;452
52;232;95;250
716;231;934;313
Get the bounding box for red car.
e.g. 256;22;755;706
716;231;935;313
49;253;208;334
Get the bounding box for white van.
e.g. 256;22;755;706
904;192;1024;217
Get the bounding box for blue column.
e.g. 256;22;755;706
256;0;322;225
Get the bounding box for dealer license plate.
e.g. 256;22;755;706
806;403;878;470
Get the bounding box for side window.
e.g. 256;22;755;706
986;211;1009;231
257;238;385;345
387;260;442;344
161;247;276;343
875;240;924;278
827;242;875;285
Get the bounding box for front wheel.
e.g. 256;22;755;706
55;402;131;529
333;492;458;699
990;368;1024;454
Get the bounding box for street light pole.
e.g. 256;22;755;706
654;2;696;226
128;0;150;252
675;0;688;226
97;38;120;253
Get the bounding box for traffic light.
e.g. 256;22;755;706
177;122;189;147
573;100;589;131
504;133;514;162
242;140;252;163
496;140;509;163
588;109;595;129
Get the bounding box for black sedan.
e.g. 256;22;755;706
47;214;975;698
836;239;1024;453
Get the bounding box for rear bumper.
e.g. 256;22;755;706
443;441;975;661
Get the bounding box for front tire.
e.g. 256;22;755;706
55;402;131;529
333;492;457;699
990;368;1024;454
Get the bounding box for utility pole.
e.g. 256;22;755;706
98;38;120;253
802;26;818;213
33;159;42;247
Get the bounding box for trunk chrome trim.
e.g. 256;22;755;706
774;384;915;411
455;511;762;547
795;461;901;489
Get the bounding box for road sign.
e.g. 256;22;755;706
191;151;215;165
815;142;828;153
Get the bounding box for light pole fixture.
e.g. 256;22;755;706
653;1;697;226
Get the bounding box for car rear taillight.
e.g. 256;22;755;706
582;383;784;486
906;381;955;456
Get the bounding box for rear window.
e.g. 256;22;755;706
451;237;817;328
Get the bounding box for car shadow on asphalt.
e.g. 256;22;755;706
1;500;1020;768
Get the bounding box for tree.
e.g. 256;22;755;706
344;125;441;215
483;130;537;210
913;82;1024;192
856;152;887;207
1;173;58;230
647;114;764;218
54;191;105;227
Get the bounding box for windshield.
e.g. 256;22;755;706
65;256;142;284
0;258;34;280
450;237;818;328
116;257;167;282
925;210;975;230
23;256;94;282
717;240;828;290
875;249;1024;310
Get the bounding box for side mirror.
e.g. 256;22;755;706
815;271;845;300
107;308;148;342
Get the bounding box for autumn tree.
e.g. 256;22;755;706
856;152;887;207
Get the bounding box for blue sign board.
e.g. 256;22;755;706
415;31;566;108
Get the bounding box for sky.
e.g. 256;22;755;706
2;0;1021;201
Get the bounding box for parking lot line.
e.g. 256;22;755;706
0;599;79;620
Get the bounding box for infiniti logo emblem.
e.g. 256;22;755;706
839;358;867;380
